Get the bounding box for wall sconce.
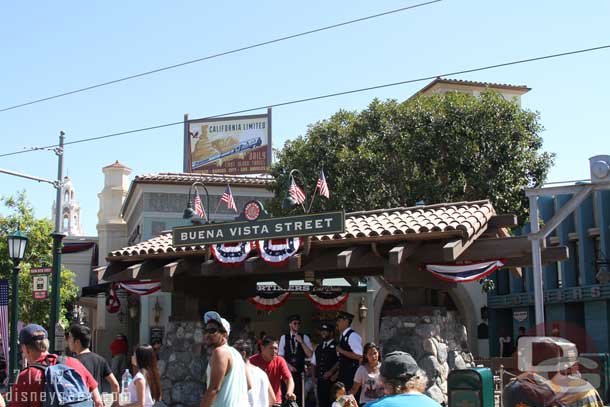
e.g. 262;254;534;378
128;296;139;319
153;298;163;325
358;297;368;322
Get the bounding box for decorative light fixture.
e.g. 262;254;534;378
282;169;306;211
7;228;29;384
8;229;28;264
183;181;210;224
153;298;163;325
358;297;368;322
128;296;139;319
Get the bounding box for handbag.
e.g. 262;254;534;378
282;399;299;407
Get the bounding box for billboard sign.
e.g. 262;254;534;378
184;109;272;174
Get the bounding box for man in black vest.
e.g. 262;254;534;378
279;314;313;406
335;311;363;390
311;323;339;407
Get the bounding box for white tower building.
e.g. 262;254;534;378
52;175;84;236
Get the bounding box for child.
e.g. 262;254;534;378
331;382;357;407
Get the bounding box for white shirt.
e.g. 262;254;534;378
310;340;336;366
278;332;313;358
248;364;271;407
340;328;363;356
127;371;155;407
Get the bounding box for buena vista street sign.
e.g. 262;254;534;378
173;201;344;246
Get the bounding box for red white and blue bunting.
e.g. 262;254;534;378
118;281;161;296
248;292;291;311
257;238;301;266
306;291;349;310
211;241;253;266
425;260;505;283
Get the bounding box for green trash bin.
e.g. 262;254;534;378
580;353;610;404
448;367;494;407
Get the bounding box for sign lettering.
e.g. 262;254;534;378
173;211;344;246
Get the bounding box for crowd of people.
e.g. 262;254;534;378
4;310;443;407
201;310;441;407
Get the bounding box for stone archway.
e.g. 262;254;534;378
448;284;480;356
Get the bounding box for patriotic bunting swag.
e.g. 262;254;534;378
106;284;121;313
118;281;161;295
211;241;253;266
258;238;301;266
306;291;349;310
425;260;505;283
248;292;291;311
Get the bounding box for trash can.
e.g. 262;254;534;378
580;353;610;404
448;367;494;407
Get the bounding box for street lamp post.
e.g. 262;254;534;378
7;229;28;384
182;181;210;224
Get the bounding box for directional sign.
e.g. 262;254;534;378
31;267;51;300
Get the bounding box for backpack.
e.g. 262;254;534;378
29;355;94;407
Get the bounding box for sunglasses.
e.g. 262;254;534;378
204;327;220;335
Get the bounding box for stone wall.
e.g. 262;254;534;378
379;310;475;404
157;321;207;407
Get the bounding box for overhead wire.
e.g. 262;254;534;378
0;43;609;158
0;0;442;113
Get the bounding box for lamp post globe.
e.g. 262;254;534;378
8;229;28;264
7;229;28;384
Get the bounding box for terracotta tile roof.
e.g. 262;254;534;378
109;200;495;259
133;172;274;187
313;200;494;242
103;160;131;170
416;77;530;95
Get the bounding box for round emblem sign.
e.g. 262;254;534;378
244;201;261;221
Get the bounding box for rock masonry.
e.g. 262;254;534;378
156;321;207;407
379;310;475;405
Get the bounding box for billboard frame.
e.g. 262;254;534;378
183;108;272;174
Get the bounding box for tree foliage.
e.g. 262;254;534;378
270;91;554;223
0;192;79;327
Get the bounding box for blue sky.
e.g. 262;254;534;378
1;0;609;235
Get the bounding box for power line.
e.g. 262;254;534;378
0;0;442;114
1;43;609;159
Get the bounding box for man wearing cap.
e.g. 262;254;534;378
335;311;363;391
366;351;440;407
311;323;339;407
279;314;313;406
11;323;104;407
200;311;250;407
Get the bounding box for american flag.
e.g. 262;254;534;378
220;185;237;212
0;279;8;381
194;193;207;220
316;169;330;198
289;178;306;205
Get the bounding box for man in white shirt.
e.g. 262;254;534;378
234;339;276;407
335;311;363;390
279;314;313;406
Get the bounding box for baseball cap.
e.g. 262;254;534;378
380;351;418;380
319;323;333;331
19;324;48;345
203;311;231;335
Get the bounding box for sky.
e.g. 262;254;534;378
0;0;609;236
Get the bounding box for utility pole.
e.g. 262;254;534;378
49;131;65;351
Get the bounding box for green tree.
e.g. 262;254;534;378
0;191;79;327
271;90;554;223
